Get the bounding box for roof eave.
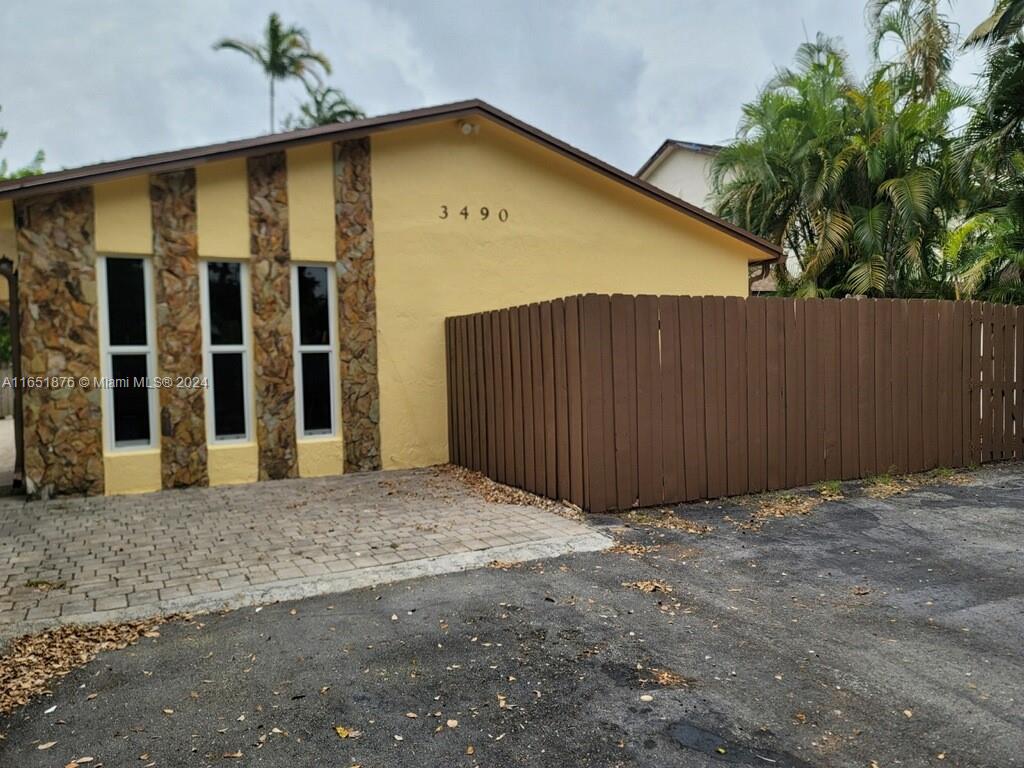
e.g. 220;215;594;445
0;100;486;201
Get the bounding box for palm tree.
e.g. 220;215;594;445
868;0;955;102
285;84;365;129
957;1;1024;301
214;13;331;133
710;33;968;298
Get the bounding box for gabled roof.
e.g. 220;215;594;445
636;138;724;180
0;100;779;262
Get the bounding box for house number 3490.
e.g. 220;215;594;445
439;205;510;222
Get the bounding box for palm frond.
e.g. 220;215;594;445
845;255;890;295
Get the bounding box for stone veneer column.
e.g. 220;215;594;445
15;189;104;496
334;139;381;471
151;170;208;488
248;152;298;480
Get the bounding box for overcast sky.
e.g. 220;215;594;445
0;0;995;175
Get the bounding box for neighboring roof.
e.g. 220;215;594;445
636;138;724;180
0;100;779;262
750;272;778;294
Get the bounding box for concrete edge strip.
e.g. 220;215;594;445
1;531;611;642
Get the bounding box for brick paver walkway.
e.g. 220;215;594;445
0;468;608;639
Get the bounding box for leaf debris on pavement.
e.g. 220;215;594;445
431;464;584;520
0;615;181;714
622;510;712;535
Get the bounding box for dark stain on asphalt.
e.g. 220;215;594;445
669;720;816;767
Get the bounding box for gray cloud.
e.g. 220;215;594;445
0;0;992;175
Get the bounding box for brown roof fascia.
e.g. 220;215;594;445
0;99;780;262
0;101;484;200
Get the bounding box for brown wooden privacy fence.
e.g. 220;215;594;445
445;295;1024;513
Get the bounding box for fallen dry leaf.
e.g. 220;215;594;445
223;751;243;759
25;579;66;592
447;719;459;728
622;580;673;594
487;560;522;571
466;745;476;755
37;741;57;750
642;667;696;688
334;725;362;739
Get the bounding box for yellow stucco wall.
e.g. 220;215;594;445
286;144;335;262
94;176;153;254
208;442;259;486
371;118;758;469
103;450;161;495
197;159;250;258
297;436;345;477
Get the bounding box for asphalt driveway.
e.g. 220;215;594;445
2;464;1022;767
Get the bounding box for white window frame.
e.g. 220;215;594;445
200;259;254;444
291;262;339;438
96;255;159;452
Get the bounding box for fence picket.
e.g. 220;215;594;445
822;300;842;480
659;296;685;501
765;299;787;489
804;299;825;484
725;296;749;495
565;297;584;507
680;297;708;500
746;297;768;492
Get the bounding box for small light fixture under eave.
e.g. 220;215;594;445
458;119;480;136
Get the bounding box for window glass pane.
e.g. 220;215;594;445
212;352;247;439
297;266;330;346
208;262;244;346
111;354;150;445
301;352;333;434
106;258;147;346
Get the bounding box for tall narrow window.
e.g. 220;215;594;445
292;264;338;436
201;261;252;442
100;256;156;449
